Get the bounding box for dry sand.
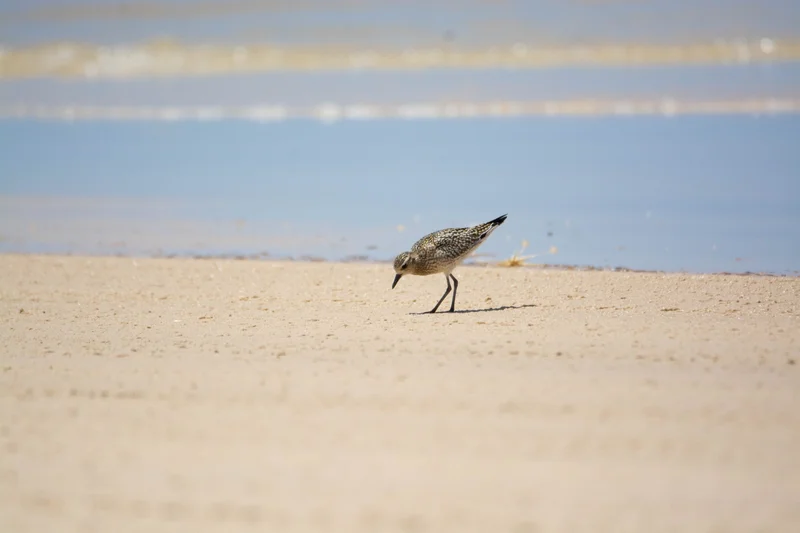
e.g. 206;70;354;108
1;253;799;533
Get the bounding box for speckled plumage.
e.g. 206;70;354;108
392;214;507;313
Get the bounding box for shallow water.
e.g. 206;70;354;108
1;1;798;274
1;113;798;274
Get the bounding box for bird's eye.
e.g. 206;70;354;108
401;263;408;270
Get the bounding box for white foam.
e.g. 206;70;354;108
1;99;798;123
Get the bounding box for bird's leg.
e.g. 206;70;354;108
429;273;452;313
448;274;458;312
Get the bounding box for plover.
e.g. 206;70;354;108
392;214;508;313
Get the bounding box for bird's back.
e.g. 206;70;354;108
410;214;507;274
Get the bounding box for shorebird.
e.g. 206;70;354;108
392;214;508;313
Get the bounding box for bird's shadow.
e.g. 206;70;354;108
409;303;537;316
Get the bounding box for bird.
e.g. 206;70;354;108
391;214;508;313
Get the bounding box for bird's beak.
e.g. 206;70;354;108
392;273;402;289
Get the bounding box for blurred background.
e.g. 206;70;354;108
0;0;798;274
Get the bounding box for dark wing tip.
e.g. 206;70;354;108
490;214;508;226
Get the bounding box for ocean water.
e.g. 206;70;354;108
1;113;798;274
1;0;799;274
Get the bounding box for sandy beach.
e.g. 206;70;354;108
1;253;798;532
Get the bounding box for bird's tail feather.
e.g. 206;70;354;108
473;214;508;240
487;214;507;227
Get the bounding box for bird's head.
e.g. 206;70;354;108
391;251;415;288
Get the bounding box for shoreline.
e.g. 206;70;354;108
1;251;797;278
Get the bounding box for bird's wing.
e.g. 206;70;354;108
411;228;465;254
410;233;435;253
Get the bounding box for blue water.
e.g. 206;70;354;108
3;0;799;46
1;114;798;274
4;64;799;108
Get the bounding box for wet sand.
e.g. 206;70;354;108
1;254;798;532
